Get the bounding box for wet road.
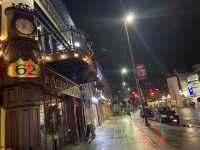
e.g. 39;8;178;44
63;113;200;150
176;107;200;127
151;120;200;150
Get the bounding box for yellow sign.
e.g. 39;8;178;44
7;58;40;78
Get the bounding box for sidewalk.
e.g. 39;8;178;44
62;115;170;150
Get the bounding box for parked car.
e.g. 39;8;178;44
140;107;154;118
197;97;200;102
153;107;180;124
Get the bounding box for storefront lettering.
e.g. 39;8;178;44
7;58;40;78
44;70;81;98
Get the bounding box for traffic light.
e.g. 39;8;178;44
132;91;139;98
148;89;156;97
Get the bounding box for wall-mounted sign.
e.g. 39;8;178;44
44;68;81;98
188;85;194;97
136;64;146;80
7;58;40;78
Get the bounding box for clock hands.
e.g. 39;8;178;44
22;23;26;29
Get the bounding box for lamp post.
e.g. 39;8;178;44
121;67;128;75
123;12;150;126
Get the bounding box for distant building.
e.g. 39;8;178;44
187;74;200;98
167;76;184;107
167;67;200;107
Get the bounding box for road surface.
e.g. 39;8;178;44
63;112;200;150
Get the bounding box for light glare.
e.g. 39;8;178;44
74;41;80;48
124;12;136;24
121;68;128;75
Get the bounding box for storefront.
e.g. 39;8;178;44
40;68;85;150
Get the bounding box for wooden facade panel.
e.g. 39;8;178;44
5;107;40;150
7;88;17;103
6;110;19;149
21;86;33;102
29;108;40;149
21;109;30;150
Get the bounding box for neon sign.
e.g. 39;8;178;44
188;85;194;97
7;58;40;78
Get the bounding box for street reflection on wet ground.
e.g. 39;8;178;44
153;121;200;150
63;114;200;150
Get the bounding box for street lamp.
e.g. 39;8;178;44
124;13;136;24
122;82;126;86
123;12;150;126
121;67;128;75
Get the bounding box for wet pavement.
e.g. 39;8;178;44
176;107;200;127
63;111;200;150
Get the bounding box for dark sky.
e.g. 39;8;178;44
65;0;200;91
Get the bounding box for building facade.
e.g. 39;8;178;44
167;70;200;107
0;0;112;149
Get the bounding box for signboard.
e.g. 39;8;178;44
44;68;81;98
188;85;194;96
7;58;40;78
136;64;146;80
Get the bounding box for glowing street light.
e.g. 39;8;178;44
121;67;128;75
124;12;136;24
122;82;126;86
128;88;130;91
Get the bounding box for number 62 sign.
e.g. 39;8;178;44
7;58;40;78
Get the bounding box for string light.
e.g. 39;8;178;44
45;56;52;61
83;57;87;62
74;53;79;58
60;54;67;59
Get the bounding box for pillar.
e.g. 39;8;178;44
4;84;41;149
1;2;42;149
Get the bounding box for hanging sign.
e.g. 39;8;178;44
136;64;146;80
7;58;40;78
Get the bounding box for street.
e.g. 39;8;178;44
176;106;200;127
63;111;200;150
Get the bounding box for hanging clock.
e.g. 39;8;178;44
14;18;34;35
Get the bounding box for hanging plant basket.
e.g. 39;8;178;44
45;105;61;135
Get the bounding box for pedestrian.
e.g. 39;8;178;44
85;120;96;142
127;111;131;117
90;121;96;140
85;124;90;141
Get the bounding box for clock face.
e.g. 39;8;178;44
15;18;34;35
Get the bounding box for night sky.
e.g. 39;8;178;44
65;0;200;91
